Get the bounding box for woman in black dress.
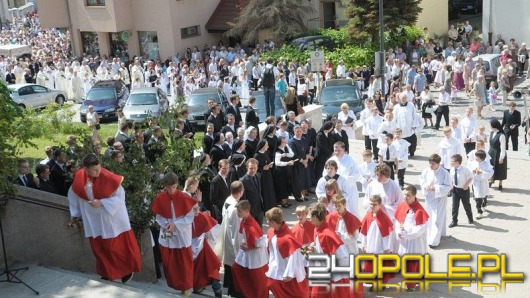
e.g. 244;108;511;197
274;136;295;208
254;140;277;212
314;121;335;181
228;153;246;182
262;124;278;162
244;126;259;160
489;119;507;190
209;133;229;170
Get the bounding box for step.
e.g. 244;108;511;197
0;263;218;297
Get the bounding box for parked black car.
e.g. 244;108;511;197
80;80;129;123
186;88;229;129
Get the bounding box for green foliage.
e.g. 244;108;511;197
385;26;427;49
226;0;315;44
345;0;423;45
318;27;350;48
265;45;311;65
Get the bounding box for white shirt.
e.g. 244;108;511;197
394;208;428;255
265;235;306;282
363;179;403;222
460;116;477;142
358;161;377;192
234;224;268;269
438;137;463;168
450;165;473;189
68;185;131;239
419;166;452;200
220;196;242;265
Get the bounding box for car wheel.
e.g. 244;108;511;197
18;104;26;110
56;95;65;105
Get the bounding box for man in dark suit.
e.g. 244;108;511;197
50;148;69;196
115;123;132;151
180;108;196;139
5;66;16;85
245;96;259;134
210;159;231;223
14;159;37;188
239;158;264;226
225;94;243;127
36;164;58;194
203;123;215;154
502;101;522;151
221;113;237;136
207;103;224;133
198;154;216;211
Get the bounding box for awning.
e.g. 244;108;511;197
0;44;31;57
205;0;249;33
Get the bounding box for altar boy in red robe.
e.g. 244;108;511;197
291;205;315;247
231;200;269;298
191;204;222;297
360;194;395;291
265;207;309;298
308;203;357;298
394;186;429;292
68;154;141;283
151;172;197;296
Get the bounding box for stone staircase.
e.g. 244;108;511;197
0;263;218;297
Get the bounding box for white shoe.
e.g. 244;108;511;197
476;214;483;219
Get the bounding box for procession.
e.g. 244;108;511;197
2;3;530;298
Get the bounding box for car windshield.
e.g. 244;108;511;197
320;85;360;103
127;93;157;105
8;88;17;94
87;88;115;101
290;39;303;48
188;93;220;106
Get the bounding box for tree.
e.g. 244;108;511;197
345;0;423;45
226;0;314;45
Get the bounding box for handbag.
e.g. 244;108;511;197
95;124;101;130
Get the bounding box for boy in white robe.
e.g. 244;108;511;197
358;149;377;193
467;150;494;219
394;128;411;189
217;181;243;297
394;186;429;292
438;126;464;170
419;154;452;247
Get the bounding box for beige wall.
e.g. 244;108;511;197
416;0;448;37
37;0;224;59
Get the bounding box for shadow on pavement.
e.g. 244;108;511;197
436;236;499;252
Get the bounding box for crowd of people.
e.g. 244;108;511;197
8;12;530;297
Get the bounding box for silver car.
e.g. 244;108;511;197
8;83;68;109
122;87;169;122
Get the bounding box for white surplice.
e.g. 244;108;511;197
394;210;428;255
265;236;306;282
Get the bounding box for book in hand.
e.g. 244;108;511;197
345;116;354;124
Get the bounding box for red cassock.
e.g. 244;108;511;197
266;223;309;298
151;189;197;291
326;211;362;236
231;215;269;298
291;220;315;245
310;222;358;298
192;212;222;289
71;168;142;280
394;199;429;289
360;210;395;283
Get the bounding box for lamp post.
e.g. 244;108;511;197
379;0;385;98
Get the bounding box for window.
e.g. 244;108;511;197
86;0;105;6
138;31;159;60
32;86;48;93
181;25;200;39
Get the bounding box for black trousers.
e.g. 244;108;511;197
364;135;371;150
383;161;395;180
404;134;417;157
505;129;519;151
371;139;379;160
452;187;473;223
397;168;406;187
474;197;485;214
463;142;476;155
435;105;450;129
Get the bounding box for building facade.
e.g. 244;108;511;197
36;0;224;59
482;0;529;45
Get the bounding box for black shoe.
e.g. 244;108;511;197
468;219;474;224
101;276;109;281
214;290;222;298
498;185;503;191
193;287;206;294
281;203;289;208
448;222;457;228
447;192;453;197
121;272;133;283
295;198;304;202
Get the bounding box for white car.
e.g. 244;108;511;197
8;83;68;109
123;87;169;123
